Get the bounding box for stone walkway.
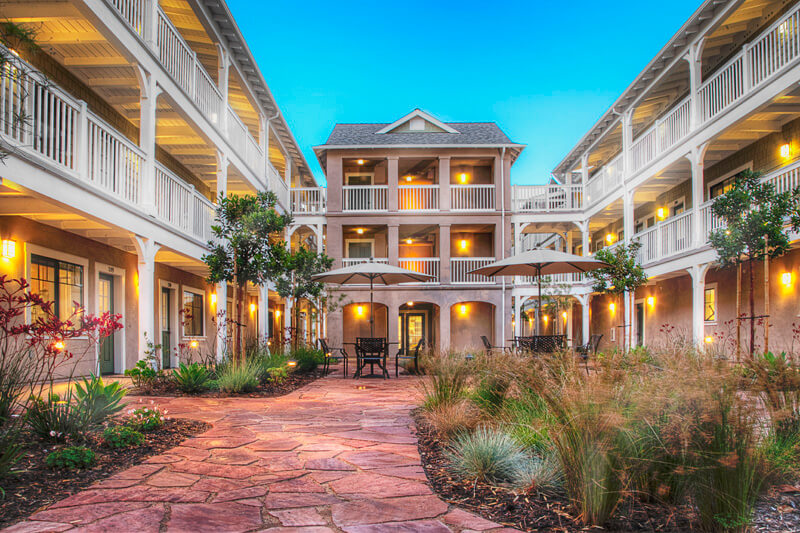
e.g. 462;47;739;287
5;368;519;533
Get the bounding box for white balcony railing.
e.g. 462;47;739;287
226;105;263;175
399;258;440;284
343;185;388;212
0;51;212;243
267;162;289;208
514;272;587;286
342;258;389;267
634;211;694;265
451;257;497;284
291;187;327;214
513;184;583;212
399;184;439;211
585;154;623;207
451;184;495;211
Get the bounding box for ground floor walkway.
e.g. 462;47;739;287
5;370;516;533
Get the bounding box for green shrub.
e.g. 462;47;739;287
472;374;511;416
516;454;563;491
267;366;288;385
206;378;219;391
290;346;324;373
502;392;554;453
74;374;128;429
126;406;166;432
0;425;24;479
46;446;95;470
446;426;528;486
124;360;157;389
103;425;144;448
216;359;260;393
172;362;210;393
420;352;471;410
27;393;89;441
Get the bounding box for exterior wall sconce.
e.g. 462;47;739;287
275;310;282;318
53;340;65;352
407;301;413;306
459;304;467;315
405;176;412;182
609;303;616;312
190;340;199;348
459;173;468;184
356;305;364;316
459;239;468;250
782;271;793;287
356;228;364;235
780;143;792;159
562;311;568;321
210;293;217;305
656;208;667;221
1;239;16;259
647;296;655;307
250;303;257;313
704;336;714;344
542;315;548;324
357;159;365;165
605;233;615;244
406;238;413;244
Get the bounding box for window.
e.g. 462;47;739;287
183;290;204;337
709;166;751;200
704;286;717;323
347;240;374;259
30;255;84;322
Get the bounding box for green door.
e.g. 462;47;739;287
161;287;172;369
98;274;115;375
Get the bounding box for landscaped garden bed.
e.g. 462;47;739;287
0;416;209;529
414;346;800;532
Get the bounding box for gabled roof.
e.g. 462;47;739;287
314;109;524;171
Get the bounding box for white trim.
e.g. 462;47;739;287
374;109;460;134
181;284;207;340
26;244;90;329
95;262;127;374
706;162;754;200
704;282;718;325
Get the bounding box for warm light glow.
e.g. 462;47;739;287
275;310;281;318
459;239;468;250
562;311;568;321
605;233;615;244
287;360;297;367
356;305;364;316
459;304;467;316
250;303;257;313
657;207;666;221
210;293;217;305
782;271;793;287
780;143;792;159
53;340;65;351
406;238;413;244
543;315;549;323
1;239;15;259
704;336;714;344
190;340;199;348
407;301;414;307
356;228;364;235
458;173;468;184
647;296;655;307
357;159;365;165
609;303;616;312
405;175;412;182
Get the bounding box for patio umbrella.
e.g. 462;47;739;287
469;249;609;335
312;259;433;336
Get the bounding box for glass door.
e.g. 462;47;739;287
399;312;426;354
635;302;645;347
161;287;172;369
98;274;114;375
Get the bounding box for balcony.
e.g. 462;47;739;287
451;184;495;211
514;272;587;286
513;184;583;212
634;211;694;265
0;52;214;243
267;162;289;208
399;184;439;211
291;187;327;214
342;185;388;212
451;257;496;284
399;258;440;284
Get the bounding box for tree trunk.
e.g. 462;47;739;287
736;263;742;361
749;257;755;358
765;250;770;355
294;297;301;351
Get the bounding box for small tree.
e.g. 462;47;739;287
540;275;573;335
588;241;648;350
204;192;292;357
273;245;333;348
708;170;800;358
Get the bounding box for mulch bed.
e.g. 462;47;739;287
414;412;800;532
129;370;322;397
0;418;209;529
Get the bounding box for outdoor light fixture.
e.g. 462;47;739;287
405;176;412;182
605;233;615;244
647;296;655;307
250;303;257;313
562;311;568;320
190;340;199;348
780;143;792;159
609;303;616;312
407;301;414;307
1;239;15;259
275;310;281;318
459;304;467;315
704;336;714;344
53;340;65;351
543;315;549;324
459;173;468;183
356;305;364;316
357;159;365;165
459;239;468;250
287;360;297;368
356;228;364;235
210;293;217;305
657;208;666;220
782;272;793;286
406;238;413;244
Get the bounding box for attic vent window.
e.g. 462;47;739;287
409;117;425;131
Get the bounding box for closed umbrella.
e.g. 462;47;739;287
312;259;433;336
469;249;609;335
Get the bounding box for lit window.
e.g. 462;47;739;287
30;255;84;322
704;287;716;323
183;290;204;336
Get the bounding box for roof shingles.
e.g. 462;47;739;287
321;122;516;146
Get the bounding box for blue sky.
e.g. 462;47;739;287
227;0;701;186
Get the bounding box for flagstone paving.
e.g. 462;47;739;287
4;368;521;533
